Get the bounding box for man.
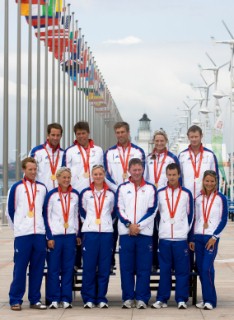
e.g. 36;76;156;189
152;163;193;309
29;123;64;191
104;122;145;192
6;157;47;311
62;121;103;193
178;125;219;198
104;122;145;272
116;158;157;309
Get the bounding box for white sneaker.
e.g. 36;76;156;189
98;302;108;308
136;300;147;309
49;301;59;309
196;301;204;309
122;300;135;309
62;302;72;309
204;302;213;310
84;302;95;309
178;301;187;309
151;301;168;309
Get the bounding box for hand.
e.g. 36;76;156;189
205;237;216;251
129;223;140;236
77;237;82;246
47;240;55;249
189;242;195;251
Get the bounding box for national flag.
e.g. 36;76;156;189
56;0;62;12
20;4;43;16
16;0;46;3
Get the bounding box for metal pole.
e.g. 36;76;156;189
16;0;21;180
36;0;41;145
27;0;32;153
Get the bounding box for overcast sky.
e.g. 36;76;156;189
1;0;234;161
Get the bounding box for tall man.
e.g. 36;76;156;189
62;121;103;193
116;158;157;309
178;125;219;199
6;157;47;311
29;123;64;191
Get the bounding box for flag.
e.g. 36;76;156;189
20;4;43;16
16;0;46;3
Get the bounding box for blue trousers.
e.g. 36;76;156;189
119;234;153;304
194;234;219;308
46;234;76;303
81;232;113;304
9;234;46;306
157;239;190;303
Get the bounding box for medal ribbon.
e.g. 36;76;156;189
165;187;182;219
153;150;168;185
58;186;71;225
202;191;217;225
22;179;37;213
77;143;90;175
118;143;131;177
44;144;60;176
92;187;107;221
188;145;204;179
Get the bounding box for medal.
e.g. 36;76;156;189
95;218;101;225
122;172;128;179
51;174;56;181
195;178;200;183
64;222;69;229
155;183;158;188
170;218;175;224
28;211;34;218
83;172;90;178
153;150;168;189
203;222;209;229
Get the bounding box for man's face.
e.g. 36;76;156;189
115;127;130;145
47;128;62;148
23;162;37;181
75;130;90;147
129;164;143;184
188;131;202;148
166;168;180;187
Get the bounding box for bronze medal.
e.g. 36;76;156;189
203;222;209;229
28;211;34;218
83;172;90;178
64;222;69;229
95;218;101;225
155;183;158;188
122;172;128;179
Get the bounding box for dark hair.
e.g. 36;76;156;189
21;157;37;169
114;121;130;132
47;123;63;135
74;121;90;134
128;158;143;169
187;125;202;136
166;163;181;175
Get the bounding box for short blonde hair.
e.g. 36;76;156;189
56;167;71;178
153;130;168;142
92;164;105;174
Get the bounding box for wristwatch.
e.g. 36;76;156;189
212;235;217;240
126;222;131;228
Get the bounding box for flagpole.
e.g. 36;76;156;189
44;0;49;138
27;0;32;153
3;0;9;198
36;0;41;145
71;12;75;129
62;1;66;147
16;0;21;180
52;0;56;122
75;20;78;122
57;0;62;124
67;3;71;146
78;28;82;121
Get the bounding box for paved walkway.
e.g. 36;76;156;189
0;222;234;319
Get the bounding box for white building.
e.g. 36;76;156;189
135;114;153;155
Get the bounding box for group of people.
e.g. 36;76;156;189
6;121;228;312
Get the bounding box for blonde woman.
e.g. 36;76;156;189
43;167;80;309
80;165;115;309
189;170;228;310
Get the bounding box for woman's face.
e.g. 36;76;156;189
154;134;167;152
57;171;71;189
92;168;105;185
203;175;217;194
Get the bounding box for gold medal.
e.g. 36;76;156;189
64;222;69;229
51;174;56;181
28;211;34;218
203;222;209;229
95;218;101;225
83;172;90;178
122;172;128;179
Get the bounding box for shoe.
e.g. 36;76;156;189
204;302;213;310
10;304;21;311
62;301;72;309
122;299;135;309
178;301;187;309
30;302;47;310
98;302;108;308
151;301;168;309
136;300;147;309
196;301;204;309
49;301;59;309
84;302;95;309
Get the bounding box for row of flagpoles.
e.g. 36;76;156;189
2;0;123;196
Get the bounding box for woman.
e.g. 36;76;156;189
80;164;115;309
145;130;180;272
43;167;80;309
189;170;228;310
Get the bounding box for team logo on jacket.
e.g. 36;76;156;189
127;190;132;194
115;155;119;158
